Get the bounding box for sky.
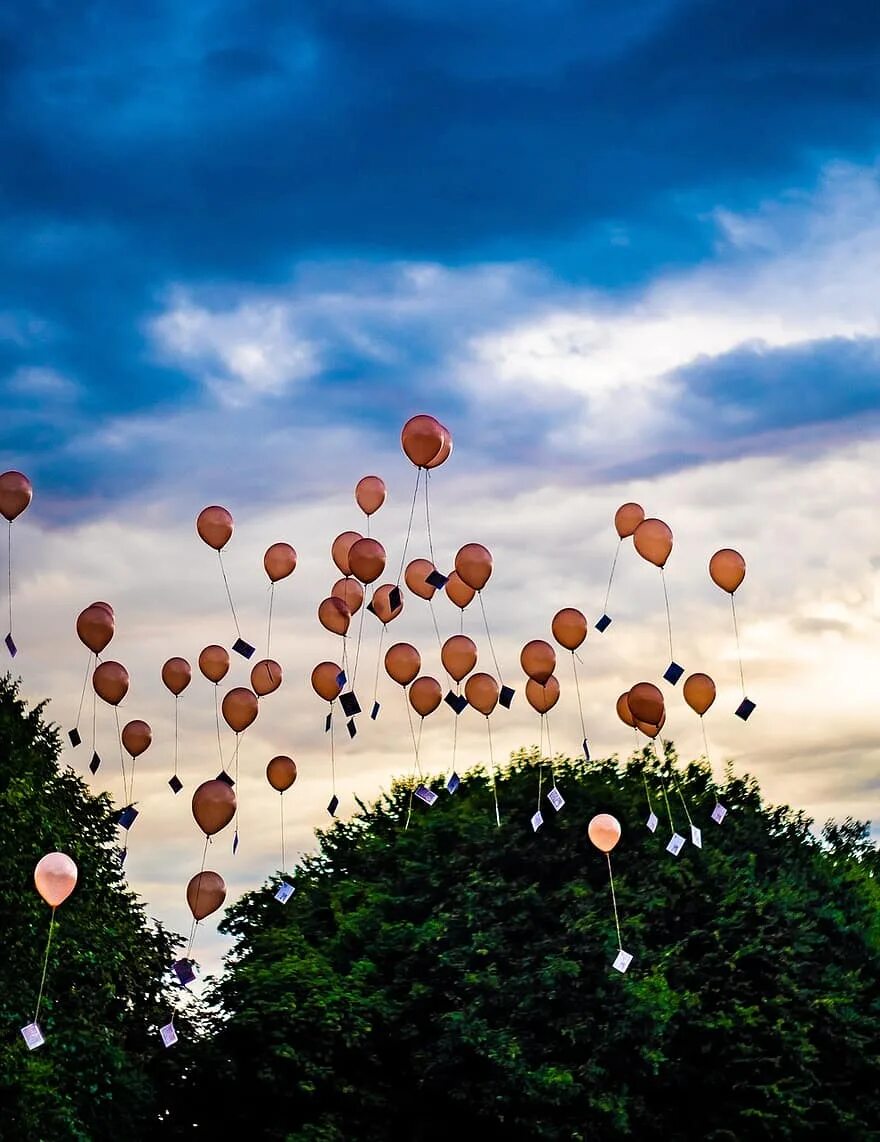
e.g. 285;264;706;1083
2;0;880;980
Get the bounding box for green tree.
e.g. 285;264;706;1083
183;745;880;1141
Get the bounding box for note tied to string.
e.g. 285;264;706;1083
168;775;183;794
275;882;295;904
232;638;255;660
160;1022;178;1049
531;810;544;833
446;772;461;794
414;784;438;806
595;614;612;633
711;803;728;825
327;794;339;818
20;1022;44;1050
663;661;684;685
89;752;101;775
612;950;633;974
5;633;16;658
425;569;448;589
499;685;515;709
546;786;565;813
646;811;658;834
116;805;139;831
172;959;196;987
666;832;686;857
690;825;703;849
370;701;380;721
735;697;756;721
339;691;361;718
68;728;81;748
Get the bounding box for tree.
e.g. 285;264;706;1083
0;675;185;1140
182;744;880;1141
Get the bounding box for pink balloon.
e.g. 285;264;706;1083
587;814;621;854
34;852;78;907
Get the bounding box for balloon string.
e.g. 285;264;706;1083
371;624;387;708
232;733;241;844
428;598;444;654
537;714;544;810
217;551;242;639
266;582;275;660
602;539;621;615
213;686;224;769
660;567;674;662
659;732;693;826
404;695;418;830
185;836;210;959
654;742;676;832
486;716;501;828
352;591;367;685
114;705;128;804
731;594;746;696
74;653;92;732
459;609;464;634
700;715;715;788
280;792;286;874
329;702;336;797
6;518;12;640
450;682;459;777
423;468;437;566
545;711;556;788
173;695;179;778
606;854;623;951
570;651;588;753
395;468;423;585
33;908;56;1025
642;772;655;815
90;688;97;756
477;592;504;684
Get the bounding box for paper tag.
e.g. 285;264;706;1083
232;829;239;854
370;701;380;720
274;882;295;904
172;959;196;986
232;638;255;659
5;632;17;657
327;794;339;817
666;832;686;856
531;810;544;833
335;669;347;688
499;685;515;708
414;784;438;806
68;727;81;748
663;661;684;685
735;697;756;721
446;772;460;794
546;786;564;812
324;712;332;732
346;718;357;739
595;613;612;632
20;1022;44;1050
216;769;234;786
89;751;101;774
159;1022;178;1048
612;949;633;974
646;811;658;833
168;774;183;794
711;802;728;825
116;805;138;830
582;739;590;761
690;824;702;849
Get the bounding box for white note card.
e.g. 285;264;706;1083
711;802;728;825
666;832;686;856
160;1022;178;1049
531;810;544;833
415;785;438;806
20;1022;44;1050
690;825;702;849
646;811;658;833
612;950;633;974
547;787;564;812
275;882;295;904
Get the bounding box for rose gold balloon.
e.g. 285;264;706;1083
186;870;227;921
251;659;283;697
441;634;477;682
264;542;297;583
121;719;151;758
89;601;114;616
162;657;192;696
332;576;364;615
525;675;560;714
192;778;237;836
454;543;493;592
465;672;500;716
348;538;386;584
221;686;259;732
551;608;587;651
424;424;453;469
311;661;343;702
616;691;637;729
355;475;387;516
445;571;475;610
409;675;443;717
633;518;673;568
92;661;129;706
267;754;297;792
196;505;234;551
709;548;746;594
371;583;404;625
384;642;421;687
34;852;77;908
401;414;445;468
636;711;666;738
520;640;556;685
588;813;621;853
76;605;114;655
318;596;352;636
0;471;33;522
331;531;362;576
199;644;230;684
405;558;437;601
614;503;645;539
627;682;664;726
683;672;716;716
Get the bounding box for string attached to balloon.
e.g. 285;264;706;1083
405;674;442;825
465;672;502;826
70;602;115;761
551;608;589;758
196;506;254;659
23;852;78;1049
633;518;684;684
311;661;343;815
266;755;297;897
683;672;727;824
263;543;297;659
596;503;645;632
587;816;632;973
525;674;563;815
119;719;151;856
0;470;33;657
347;536;386;721
440;635;476;790
221;686;259;853
198;644;230;776
709;548;756;720
162;658;191;793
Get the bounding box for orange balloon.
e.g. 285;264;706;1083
162;657;192;696
318;596;352;636
683;672;716;716
526;675;560;714
551;608;587;651
465;672;499;716
401;414;445;468
424;424;453;469
331;531;362;576
76;604;114;655
455;543;493;591
409;675;442;717
199;644;230;684
520;640;556;685
186;870;227;921
355;475;387;516
267;755;297;792
251;659;283;697
614;503;645;539
311;661;343;702
0;471;33;522
616;691;637;729
34;852;78;907
89;601;114;616
405;558;437;601
441;635;477;682
92;661;129;706
264;542;297;583
588;813;621;853
121;719;151;758
371;583;404;625
627;682;664;725
348;538;386;585
331;576;364;615
633;518;673;568
221;686;259;732
445;571;475;610
196;505;233;551
384;642;421;686
709;548;746;594
636;711;666;738
192;778;236;836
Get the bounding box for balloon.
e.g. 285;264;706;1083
199;644;230;684
121;719;151;757
355;475;387;516
614;503;645;539
409;676;442;717
331;531;362;576
162;657;192;696
445;572;475;610
196;505;233;551
92;661;129;706
311;661;343;702
627;682;664;726
331;576;364;615
616;692;637;729
251;659;283;697
520;640;556;685
454;543;492;591
384;642;421;686
588;813;621;853
633;518;673;568
405;558;437;601
89;601;114;616
318;596;351;636
186;871;227;921
264;542;297;583
34;853;77;908
0;471;33;522
76;605;114;655
709;548;746;594
465;672;499;716
221;686;259;732
441;634;477;682
526;675;560;714
401;414;445;468
371;583;404;625
192;778;236;836
267;755;297;792
636;712;666;738
551;608;587;651
683;672;716;716
348;538;386;585
424;424;453;469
